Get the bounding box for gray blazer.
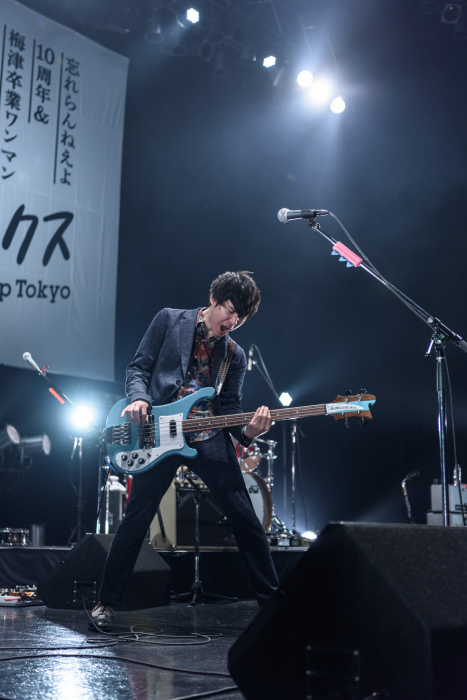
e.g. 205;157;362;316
125;307;248;444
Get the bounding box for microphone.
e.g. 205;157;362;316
405;470;420;482
277;208;329;223
401;470;420;487
22;352;44;375
247;345;254;371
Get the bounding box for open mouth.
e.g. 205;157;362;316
220;324;230;333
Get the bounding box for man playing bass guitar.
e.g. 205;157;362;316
90;271;279;630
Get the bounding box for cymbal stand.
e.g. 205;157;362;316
247;344;295;532
257;437;293;538
175;475;237;606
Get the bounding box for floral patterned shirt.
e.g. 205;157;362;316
176;309;218;442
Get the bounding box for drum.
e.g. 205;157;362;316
243;472;273;533
0;528;29;546
236;441;262;473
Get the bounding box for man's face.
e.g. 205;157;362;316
206;295;246;337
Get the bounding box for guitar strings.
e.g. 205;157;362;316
108;405;342;441
107;397;375;451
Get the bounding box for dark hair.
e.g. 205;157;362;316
209;271;261;320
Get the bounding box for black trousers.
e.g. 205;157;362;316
98;430;279;607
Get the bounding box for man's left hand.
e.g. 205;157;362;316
244;405;272;440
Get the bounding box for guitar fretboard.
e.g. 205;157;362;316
182;404;327;434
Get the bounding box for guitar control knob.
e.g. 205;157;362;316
127;460;134;467
131;453;138;459
121;454;128;461
138;458;145;464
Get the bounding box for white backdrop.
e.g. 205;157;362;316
0;1;128;381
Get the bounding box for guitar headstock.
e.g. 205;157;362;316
328;394;376;422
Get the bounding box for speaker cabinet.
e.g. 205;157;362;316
37;534;172;610
228;522;467;700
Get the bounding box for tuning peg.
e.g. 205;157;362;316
358;388;367;395
359;417;368;426
345;390;353;397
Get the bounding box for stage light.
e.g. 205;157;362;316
0;424;20;453
297;70;314;88
145;21;163;43
70;405;95;432
186;8;200;24
302;530;318;541
263;55;276;68
330;96;346;113
239;40;257;66
19;435;51;456
441;3;462;23
307;77;334;105
279;392;292;407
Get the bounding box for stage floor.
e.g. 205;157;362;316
0;596;258;700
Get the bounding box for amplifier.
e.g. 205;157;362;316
430;484;467;512
149;479;236;549
427;484;467;527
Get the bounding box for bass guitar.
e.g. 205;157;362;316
105;387;376;475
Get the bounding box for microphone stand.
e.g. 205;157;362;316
22;354;102;542
175;475;237;606
401;471;420;524
248;346;296;538
307;217;467;526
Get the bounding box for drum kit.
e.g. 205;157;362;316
170;436;292;540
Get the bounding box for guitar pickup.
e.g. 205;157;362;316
169;419;177;438
106;424;131;446
140;414;156;448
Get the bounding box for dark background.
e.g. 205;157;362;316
1;0;466;544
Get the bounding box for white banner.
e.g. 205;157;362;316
0;1;128;381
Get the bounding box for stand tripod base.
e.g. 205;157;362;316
268;514;293;539
174;582;237;607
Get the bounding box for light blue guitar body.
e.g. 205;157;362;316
105;387;216;475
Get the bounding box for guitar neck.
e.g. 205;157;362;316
182;404;327;434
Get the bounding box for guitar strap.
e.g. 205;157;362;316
215;337;236;395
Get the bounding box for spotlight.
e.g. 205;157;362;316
0;424;20;453
297;70;314;88
145;16;164;43
263;55;276;68
238;40;256;66
144;6;171;43
70;405;95;432
330;96;346;113
177;7;200;28
19;435;51;455
198;40;215;61
279;392;292;407
186;8;200;24
307;78;334;105
441;3;462;23
302;530;318;541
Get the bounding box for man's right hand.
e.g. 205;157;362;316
120;400;151;424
